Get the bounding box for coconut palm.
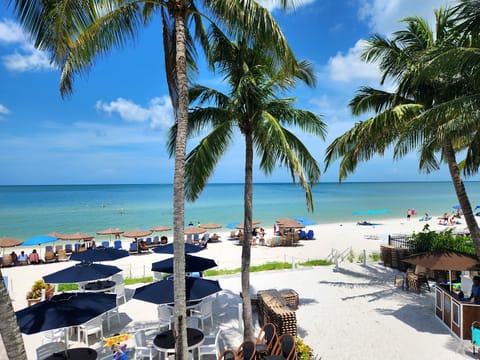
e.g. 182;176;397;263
10;0;298;356
0;271;26;359
324;7;480;256
168;29;326;338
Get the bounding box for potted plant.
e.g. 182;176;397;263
26;279;54;306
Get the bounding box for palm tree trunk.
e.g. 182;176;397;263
443;141;480;257
173;8;188;359
0;270;27;359
241;130;254;340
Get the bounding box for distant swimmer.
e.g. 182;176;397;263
119;208;125;214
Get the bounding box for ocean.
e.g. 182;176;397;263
1;182;480;239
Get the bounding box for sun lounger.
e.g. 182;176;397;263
101;241;110;248
114;240;123;249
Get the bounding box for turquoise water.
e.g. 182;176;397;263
1;182;480;239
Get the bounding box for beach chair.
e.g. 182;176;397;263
153;236;160;245
65;244;72;253
129;242;138;254
101;241;110;248
114;240;123;249
307;230;314;240
145;237;152;247
55;245;63;253
299;230;307;240
46;245;53;252
74;243;81;252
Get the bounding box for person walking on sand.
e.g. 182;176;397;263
407;209;412;221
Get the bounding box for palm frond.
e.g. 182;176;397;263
184;123;234;201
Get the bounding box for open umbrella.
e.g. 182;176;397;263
184;227;206;235
43;262;122;284
234;221;261;230
123;229;152;238
16;292;116;350
293;217;317;226
22;235;57;246
133;276;221;305
152;254;217;273
225;222;241;229
276;218;304;229
0;238;23;248
453;205;462;210
96;228;124;236
69;247;129;262
22;235;57;258
152;243;204;254
58;233;94;242
201;223;222;230
150;226;171;232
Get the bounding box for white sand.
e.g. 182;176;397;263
2;215;474;359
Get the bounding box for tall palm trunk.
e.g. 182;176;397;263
0;271;27;359
241;129;254;340
443;141;480;256
173;8;188;359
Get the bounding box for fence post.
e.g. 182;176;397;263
363;249;367;266
334;250;339;270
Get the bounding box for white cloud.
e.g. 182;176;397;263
0;18;52;72
258;0;315;12
357;0;456;35
0;18;24;43
0;104;10;115
326;40;380;83
96;96;174;130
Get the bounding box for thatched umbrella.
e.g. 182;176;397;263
0;238;23;256
150;226;172;232
123;229;153;253
201;223;222;230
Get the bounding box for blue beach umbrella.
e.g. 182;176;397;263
453;205;461;210
133;276;221;305
152;243;204;254
293;217;317;226
225;222;241;229
152;254;217;274
69;247;129;262
22;235;57;246
43;262;122;284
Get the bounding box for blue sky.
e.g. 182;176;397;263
0;0;467;185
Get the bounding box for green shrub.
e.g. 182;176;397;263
369;251;381;262
410;228;475;255
296;337;316;360
347;248;355;263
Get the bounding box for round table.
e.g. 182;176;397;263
154;328;204;355
83;280;116;293
44;347;97;360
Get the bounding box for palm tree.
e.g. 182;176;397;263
10;0;298;356
168;29;327;339
324;7;480;256
0;271;26;359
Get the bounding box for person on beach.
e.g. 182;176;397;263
28;249;40;264
406;209;412;221
470;276;480;304
160;235;168;244
17;251;28;265
10;251;18;265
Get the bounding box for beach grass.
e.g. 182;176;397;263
124;276;153;285
57;283;79;292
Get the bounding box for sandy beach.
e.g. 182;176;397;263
2;215;475;359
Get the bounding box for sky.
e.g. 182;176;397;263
0;0;469;185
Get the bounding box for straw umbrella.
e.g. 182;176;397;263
150;226;171;232
0;238;23;256
96;228;124;245
123;229;153;253
201;223;222;230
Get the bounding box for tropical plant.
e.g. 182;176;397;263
410;229;476;255
26;279;54;299
168;29;326;338
10;0;297;354
324;6;480;257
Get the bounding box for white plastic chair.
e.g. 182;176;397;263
42;328;65;344
190;297;214;331
198;329;224;360
36;342;63;360
157;305;173;330
78;316;103;346
115;282;127;305
134;329;158;360
111;273;124;286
